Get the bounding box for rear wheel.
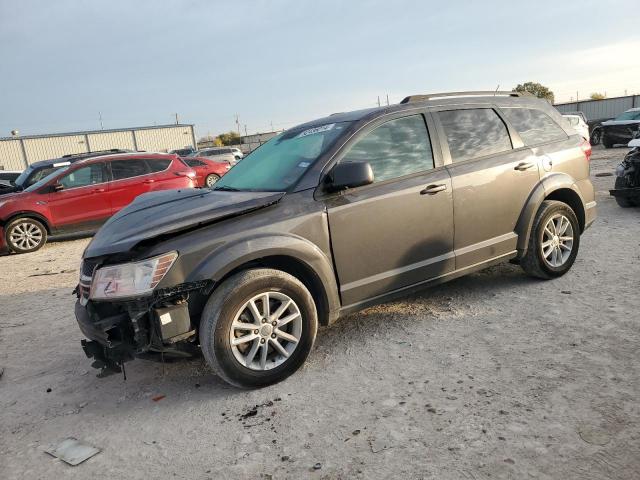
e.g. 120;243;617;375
589;127;602;146
5;217;48;253
205;174;220;188
199;269;318;388
613;176;638;208
521;201;580;279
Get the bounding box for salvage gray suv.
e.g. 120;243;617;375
75;91;596;387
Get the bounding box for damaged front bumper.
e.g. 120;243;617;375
74;280;212;377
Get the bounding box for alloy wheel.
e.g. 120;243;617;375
541;214;574;268
229;291;302;371
9;221;44;251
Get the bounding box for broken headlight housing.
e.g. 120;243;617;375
90;252;178;300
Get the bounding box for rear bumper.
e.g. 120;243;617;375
584;201;597;230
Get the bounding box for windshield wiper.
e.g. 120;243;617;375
214;185;241;191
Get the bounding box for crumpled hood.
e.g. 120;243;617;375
85;188;285;258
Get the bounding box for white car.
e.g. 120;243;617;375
563;114;590;141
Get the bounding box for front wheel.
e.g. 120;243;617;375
521;200;580;279
5;217;48;253
199;269;318;388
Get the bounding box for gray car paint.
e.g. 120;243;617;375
79;94;596;332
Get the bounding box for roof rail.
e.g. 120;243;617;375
400;91;530;104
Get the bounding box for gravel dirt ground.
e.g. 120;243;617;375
1;146;638;479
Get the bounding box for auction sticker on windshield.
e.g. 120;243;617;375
296;123;335;138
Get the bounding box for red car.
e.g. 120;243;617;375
0;152;196;254
179;156;231;187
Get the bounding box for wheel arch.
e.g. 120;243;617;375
515;175;586;256
187;235;341;326
3;211;52;234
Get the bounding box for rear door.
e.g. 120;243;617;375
325;113;454;306
47;162;111;232
106;158;155;213
434;106;540;269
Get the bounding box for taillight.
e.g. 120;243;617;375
580;139;592;162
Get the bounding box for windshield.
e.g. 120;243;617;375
24;166;69;192
214;121;350;191
14;164;65;188
615;110;640;121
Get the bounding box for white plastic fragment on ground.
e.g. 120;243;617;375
45;437;101;466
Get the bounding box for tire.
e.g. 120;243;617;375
5;217;48;254
589;128;602;146
205;174;220;188
521;200;580;280
602;135;614;148
199;268;318;388
613;176;638;208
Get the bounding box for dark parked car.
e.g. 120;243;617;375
0;170;21;188
75;91;596;387
601;108;640;148
610;137;640;207
0;149;131;196
0;153;196;253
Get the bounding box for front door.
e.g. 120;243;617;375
325;114;455;307
435;107;541;269
47;162;111;232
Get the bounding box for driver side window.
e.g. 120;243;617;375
340;115;434;183
59;164;104;189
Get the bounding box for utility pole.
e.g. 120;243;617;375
235;114;240;136
386;94;389;106
175;113;179;125
244;124;248;136
377;96;381;107
99;112;104;130
270;121;274;132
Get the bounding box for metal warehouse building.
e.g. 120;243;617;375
0;124;196;171
555;94;640;122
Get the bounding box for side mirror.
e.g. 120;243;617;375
326;162;374;192
53;183;64;192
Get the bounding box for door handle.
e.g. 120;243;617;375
514;162;535;171
144;179;155;184
420;184;447;195
92;188;105;193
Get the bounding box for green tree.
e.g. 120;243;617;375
513;82;554;103
590;92;606;100
215;131;241;146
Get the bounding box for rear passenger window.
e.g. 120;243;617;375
184;159;205;167
341;115;434;183
110;160;149;180
146;159;171;172
502;108;568;146
438;109;512;163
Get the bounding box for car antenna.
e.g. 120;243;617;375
494;84;500;96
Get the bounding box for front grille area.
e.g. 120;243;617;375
79;259;99;301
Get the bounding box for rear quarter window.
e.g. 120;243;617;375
437;108;512;163
502;108;568;146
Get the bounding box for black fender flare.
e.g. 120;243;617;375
189;233;341;325
515;173;587;255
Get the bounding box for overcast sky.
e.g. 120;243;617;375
1;0;638;139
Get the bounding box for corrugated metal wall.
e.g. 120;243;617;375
87;131;135;151
23;135;88;163
555;95;640;121
0;139;26;171
134;126;194;152
0;125;195;171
